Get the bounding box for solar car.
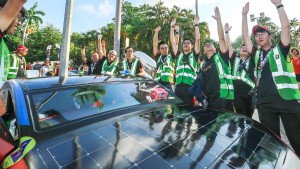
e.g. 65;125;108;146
0;76;299;169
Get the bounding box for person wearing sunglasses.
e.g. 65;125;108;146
39;59;53;77
7;45;28;79
0;0;27;87
170;16;200;104
200;7;234;112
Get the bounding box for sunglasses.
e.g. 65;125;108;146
183;41;191;45
204;43;212;47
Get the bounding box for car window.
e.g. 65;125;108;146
30;82;177;129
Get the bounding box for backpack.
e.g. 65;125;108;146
188;70;207;109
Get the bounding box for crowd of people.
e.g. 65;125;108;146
0;0;299;157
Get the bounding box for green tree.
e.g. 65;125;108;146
22;2;45;45
290;18;300;48
25;24;62;62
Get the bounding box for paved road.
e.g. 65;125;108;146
252;109;292;148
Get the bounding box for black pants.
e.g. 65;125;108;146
175;84;193;105
258;109;300;157
234;93;254;118
207;97;234;112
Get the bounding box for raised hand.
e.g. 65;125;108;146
174;25;180;32
271;0;282;6
193;15;200;26
224;23;232;32
242;2;249;15
170;18;176;27
212;7;221;20
155;26;161;32
98;34;102;40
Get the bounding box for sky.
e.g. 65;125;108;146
24;0;299;42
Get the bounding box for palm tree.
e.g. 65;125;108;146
290;18;300;48
22;2;45;45
72;86;106;109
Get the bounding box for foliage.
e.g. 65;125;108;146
5;1;300;68
25;24;62;62
22;2;45;45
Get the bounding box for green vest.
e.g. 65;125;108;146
154;54;175;83
175;52;197;85
7;54;26;79
254;46;300;100
0;38;10;87
232;57;255;89
214;53;234;100
122;58;139;76
102;59;118;75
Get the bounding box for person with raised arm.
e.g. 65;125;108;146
170;17;200;104
242;1;300;156
200;7;234;111
152;26;175;92
225;23;255;117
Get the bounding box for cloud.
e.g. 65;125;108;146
77;0;114;18
98;0;114;17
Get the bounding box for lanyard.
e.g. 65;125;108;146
91;62;97;73
258;50;271;70
257;50;271;86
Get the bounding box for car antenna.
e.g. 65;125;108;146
58;0;74;85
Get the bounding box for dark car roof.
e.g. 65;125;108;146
16;75;151;92
27;104;299;169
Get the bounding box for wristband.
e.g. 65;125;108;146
171;26;175;28
276;4;284;9
194;24;199;27
175;32;179;35
225;31;229;33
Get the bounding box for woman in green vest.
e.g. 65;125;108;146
101;50;118;75
242;1;300;156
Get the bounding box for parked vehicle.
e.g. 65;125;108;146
0;76;299;169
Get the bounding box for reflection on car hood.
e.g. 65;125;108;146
28;105;299;169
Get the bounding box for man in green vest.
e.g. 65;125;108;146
120;46;144;76
200;7;234;112
152;26;175;92
7;45;28;79
0;0;27;87
242;0;300;156
225;23;255;118
170;17;200;105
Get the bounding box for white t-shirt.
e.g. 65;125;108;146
40;65;52;77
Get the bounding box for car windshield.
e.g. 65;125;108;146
30;82;178;129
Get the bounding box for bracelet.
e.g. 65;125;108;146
194;24;199;27
225;31;229;33
171;26;175;28
175;32;179;35
276;4;284;9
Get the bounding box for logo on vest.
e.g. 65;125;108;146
275;54;280;59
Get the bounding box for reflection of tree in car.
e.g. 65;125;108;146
72;86;106;109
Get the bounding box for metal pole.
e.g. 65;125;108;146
195;0;198;16
59;0;74;84
114;0;122;61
